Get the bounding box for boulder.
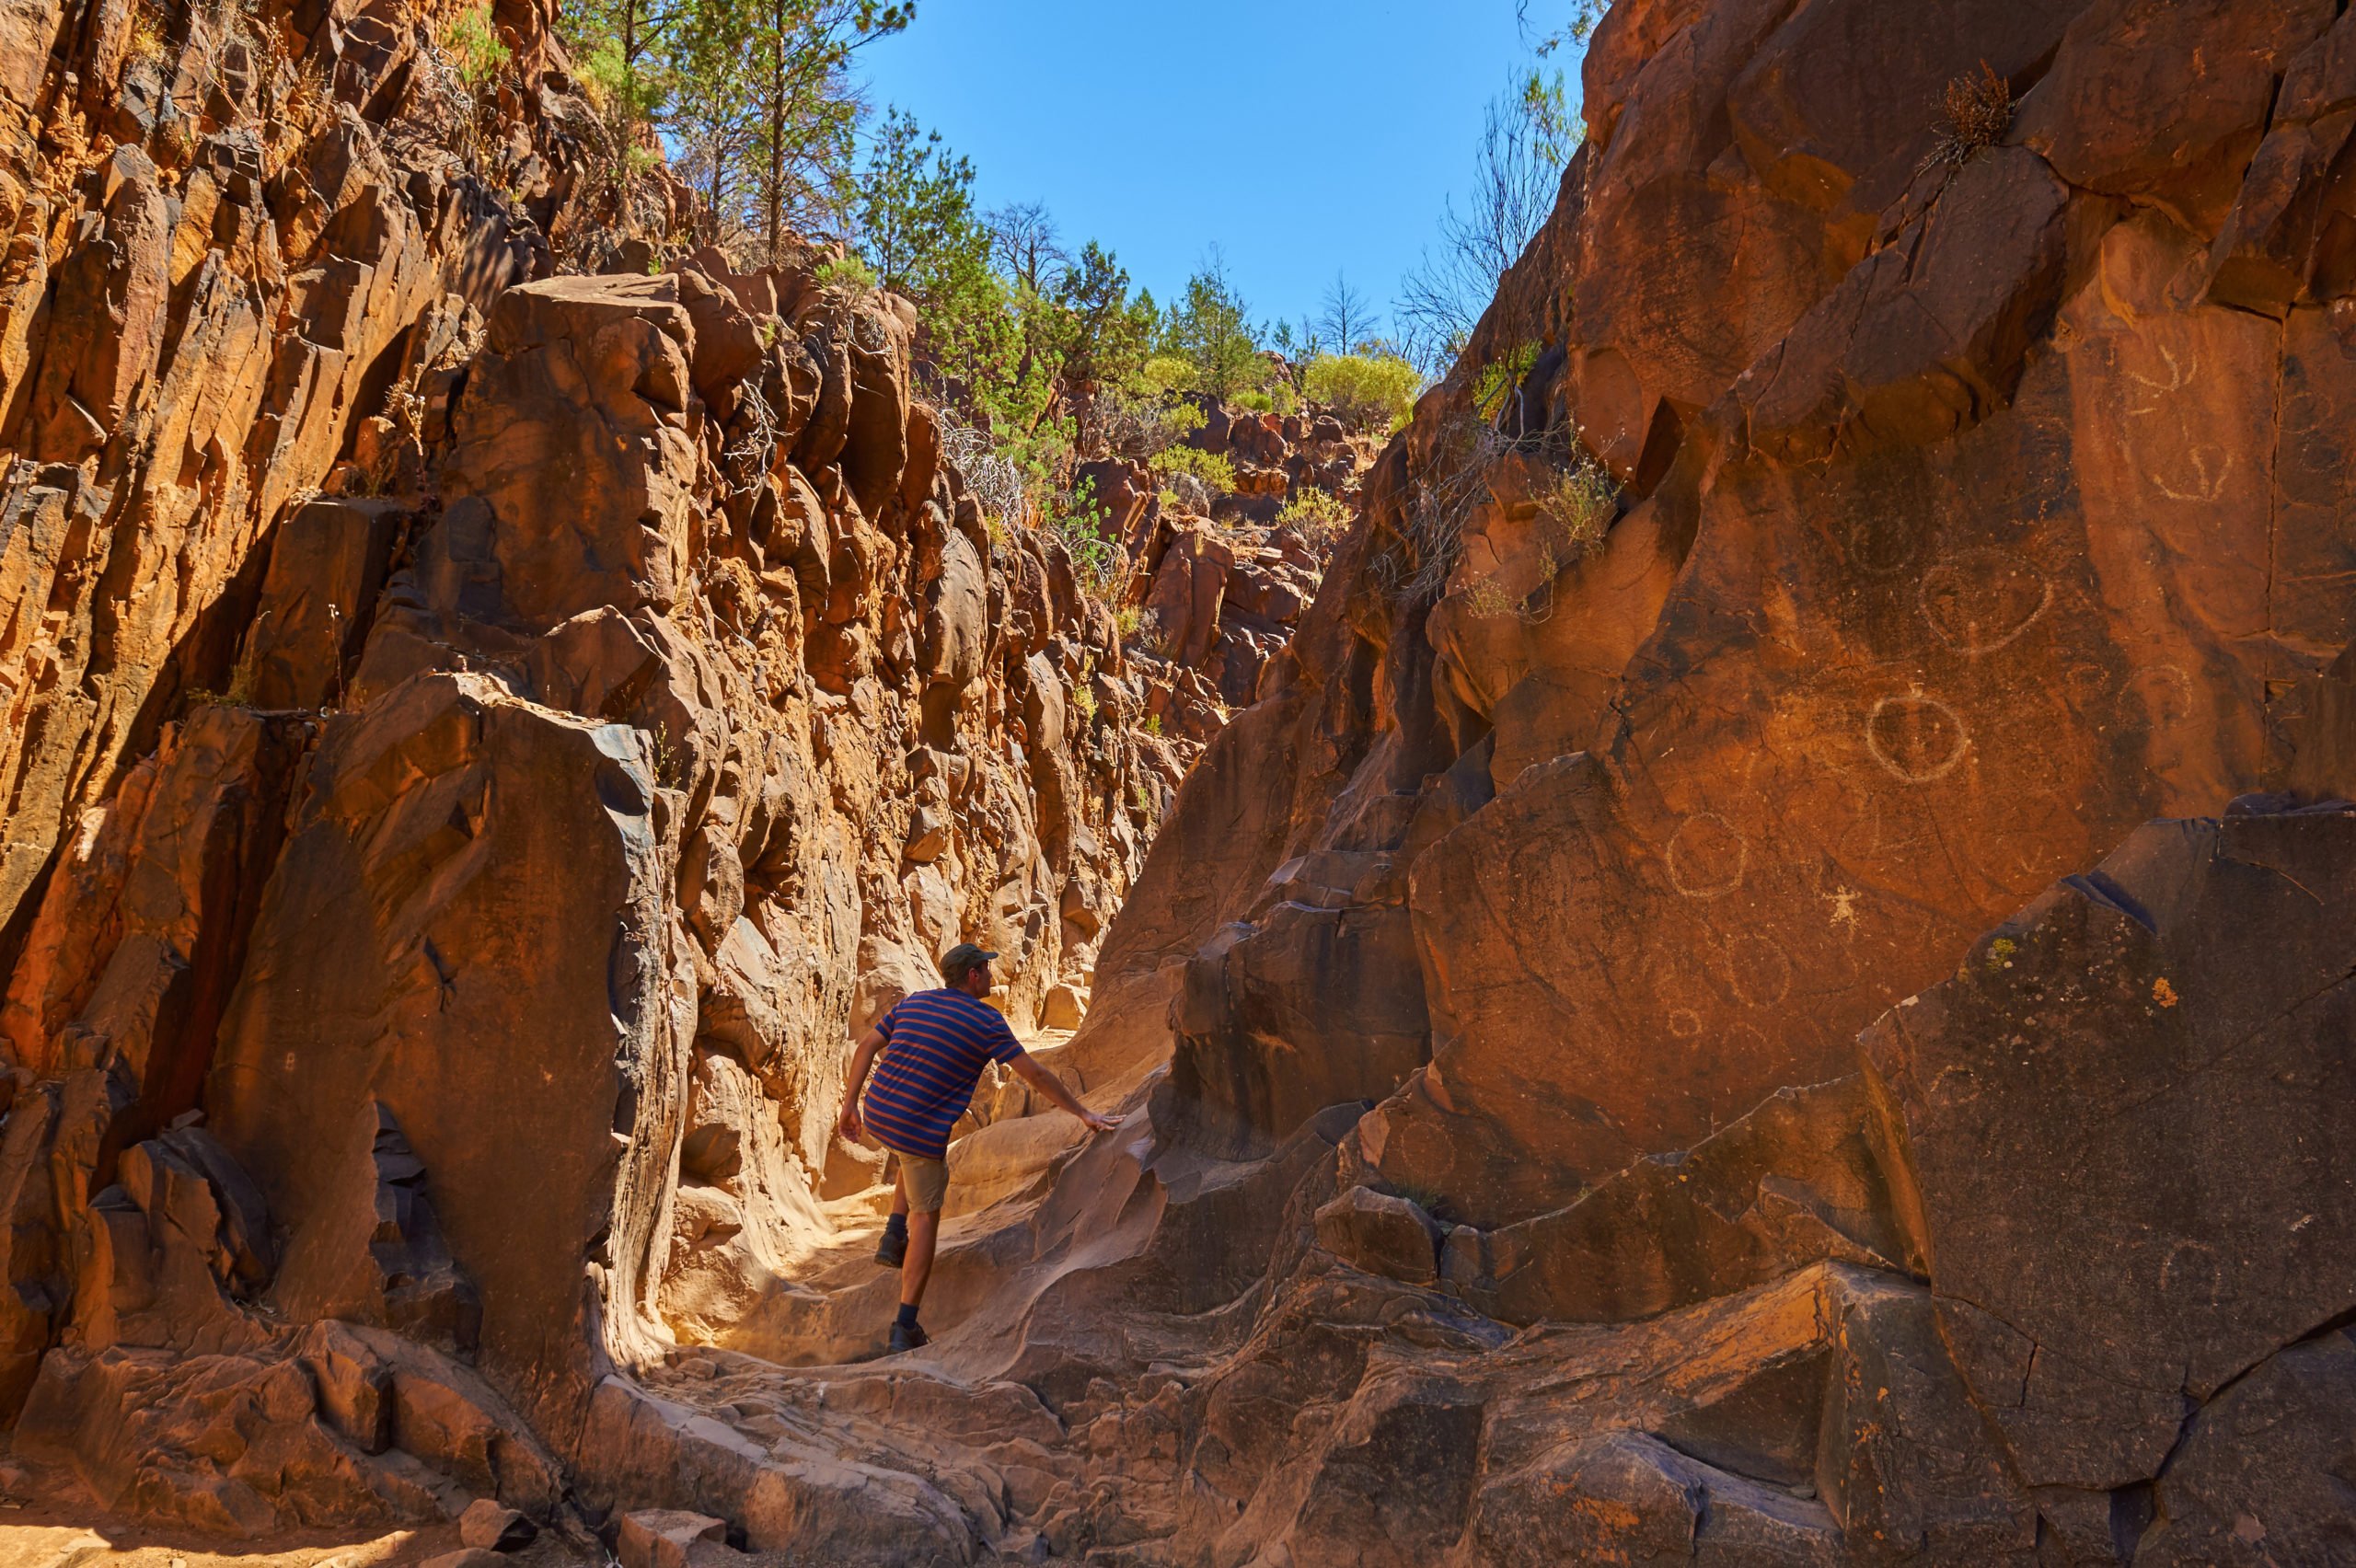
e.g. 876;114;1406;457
1039;983;1087;1031
439;274;700;629
1143;527;1233;668
618;1510;729;1568
242;500;407;710
1313;1187;1443;1286
204;674;681;1429
1864;804;2356;1493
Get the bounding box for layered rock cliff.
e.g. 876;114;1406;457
0;0;1199;1542
10;0;2356;1565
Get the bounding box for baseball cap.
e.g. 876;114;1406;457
940;943;999;984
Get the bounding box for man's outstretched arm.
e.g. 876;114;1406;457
836;1023;888;1142
1010;1051;1120;1133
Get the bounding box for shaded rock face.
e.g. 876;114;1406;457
1864;805;2356;1505
1179;0;2356;1227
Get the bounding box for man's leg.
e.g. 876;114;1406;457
900;1209;940;1309
875;1160;911;1267
888;1157;949;1351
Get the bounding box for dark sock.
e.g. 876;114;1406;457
895;1301;920;1330
884;1213;908;1239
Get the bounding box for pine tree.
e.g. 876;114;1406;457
851;107;987;294
1164;249;1263;402
559;0;908;255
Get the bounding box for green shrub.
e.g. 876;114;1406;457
814;253;878;294
445;5;508;86
1275;488;1353;544
1231;389;1275;414
1304;352;1424;433
1471;340;1542;424
1143;355;1196;395
1459;451;1621;622
1149;444;1236;495
1048;478;1123;601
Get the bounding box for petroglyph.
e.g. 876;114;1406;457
2062;661;2112;714
2153;445;2235;504
2160;1238;2225;1305
1666;813;1749;899
1726;932;1794;1009
2131;664;2197;729
1845;506;1927;577
2126;343;2190;416
1867;690;1970;784
1921;549;2054;655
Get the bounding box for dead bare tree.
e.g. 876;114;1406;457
1316;271;1376;358
987;201;1068;294
1393;75;1575;375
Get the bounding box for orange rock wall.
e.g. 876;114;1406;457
1168;0;2356;1228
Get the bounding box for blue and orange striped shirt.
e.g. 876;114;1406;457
861;988;1025;1160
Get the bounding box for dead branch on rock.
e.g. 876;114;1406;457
1923;62;2014;171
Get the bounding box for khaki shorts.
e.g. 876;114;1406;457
885;1150;950;1215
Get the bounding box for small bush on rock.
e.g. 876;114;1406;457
1049;478;1124;600
814;253;878;293
1306;352;1424;434
1151;445;1236;496
1275;489;1353;546
1926;62;2013;169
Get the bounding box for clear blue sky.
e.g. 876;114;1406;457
855;1;1560;339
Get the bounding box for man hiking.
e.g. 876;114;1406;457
837;942;1118;1354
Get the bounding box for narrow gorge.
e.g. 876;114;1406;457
4;0;2356;1565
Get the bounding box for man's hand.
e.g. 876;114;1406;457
837;1023;887;1147
1009;1052;1120;1135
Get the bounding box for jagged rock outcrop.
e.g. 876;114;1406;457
1186;0;2356;1220
1074;394;1373;747
0;0;1191;1534
0;236;1189;1534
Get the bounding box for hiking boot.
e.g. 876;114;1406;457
874;1227;907;1268
888;1320;930;1355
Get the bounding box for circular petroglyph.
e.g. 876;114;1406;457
2130;664;2197;729
1667;1008;1703;1040
1843;505;1926;577
1920;549;2053;655
1666;813;1749;899
2062;661;2111;711
1867;691;1970;784
1726;932;1794;1009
